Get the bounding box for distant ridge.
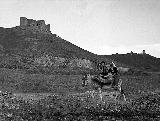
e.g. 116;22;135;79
105;53;160;72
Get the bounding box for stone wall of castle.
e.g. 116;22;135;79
20;17;51;33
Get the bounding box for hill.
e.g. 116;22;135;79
105;53;160;72
2;17;159;74
0;17;123;75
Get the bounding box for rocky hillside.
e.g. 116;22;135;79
0;26;118;74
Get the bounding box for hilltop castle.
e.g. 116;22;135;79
20;17;51;34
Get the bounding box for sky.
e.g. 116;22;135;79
0;0;160;58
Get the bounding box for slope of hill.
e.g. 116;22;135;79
0;26;95;59
105;53;160;72
0;26;117;74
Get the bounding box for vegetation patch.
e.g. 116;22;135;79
1;91;160;121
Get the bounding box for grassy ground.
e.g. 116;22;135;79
121;74;160;100
1;90;160;121
0;68;160;99
0;68;160;120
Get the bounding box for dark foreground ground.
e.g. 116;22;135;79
1;91;160;121
0;68;160;120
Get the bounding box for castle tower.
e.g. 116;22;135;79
19;17;51;33
142;50;146;54
20;17;28;26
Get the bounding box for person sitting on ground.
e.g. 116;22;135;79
98;61;109;80
108;62;120;90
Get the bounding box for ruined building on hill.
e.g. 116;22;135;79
19;17;51;34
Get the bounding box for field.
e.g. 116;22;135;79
1;90;160;121
0;68;160;120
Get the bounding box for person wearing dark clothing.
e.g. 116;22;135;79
98;61;109;79
108;62;120;89
108;66;118;75
98;61;120;89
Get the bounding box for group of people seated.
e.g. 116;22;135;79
82;61;126;101
98;61;119;88
82;61;120;91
